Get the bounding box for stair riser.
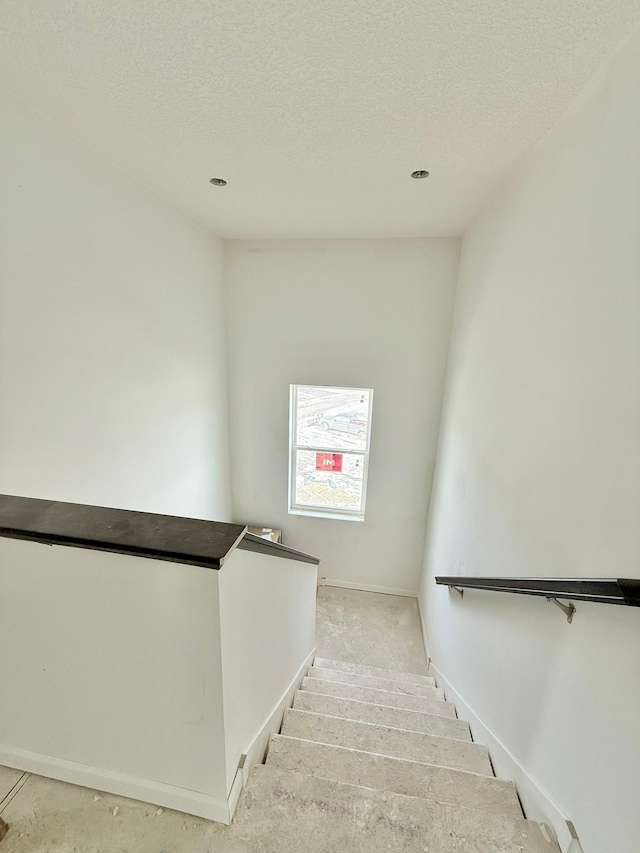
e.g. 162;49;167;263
293;691;471;741
282;708;493;775
302;676;456;717
309;666;443;698
314;657;434;686
267;735;522;818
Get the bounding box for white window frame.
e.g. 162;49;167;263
288;384;374;522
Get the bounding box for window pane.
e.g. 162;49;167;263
294;449;365;513
295;385;371;452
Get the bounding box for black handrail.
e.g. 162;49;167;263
435;576;640;607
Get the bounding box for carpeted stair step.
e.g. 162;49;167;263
267;734;522;817
308;665;444;698
313;657;435;686
301;675;455;717
293;690;471;741
281;708;493;775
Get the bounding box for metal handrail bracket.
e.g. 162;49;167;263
546;597;576;623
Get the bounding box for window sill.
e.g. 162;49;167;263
288;508;365;523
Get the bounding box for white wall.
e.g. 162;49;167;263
225;239;459;594
0;537;229;817
420;31;640;853
0;91;231;521
218;548;317;793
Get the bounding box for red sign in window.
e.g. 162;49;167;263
316;452;343;473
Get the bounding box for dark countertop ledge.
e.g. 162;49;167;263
0;494;319;569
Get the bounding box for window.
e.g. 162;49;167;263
289;385;374;521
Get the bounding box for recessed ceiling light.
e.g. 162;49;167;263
209;177;227;186
411;170;429;179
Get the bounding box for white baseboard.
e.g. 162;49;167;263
0;744;231;823
227;648;316;820
322;579;418;598
429;664;582;853
226;765;246;824
416;594;431;664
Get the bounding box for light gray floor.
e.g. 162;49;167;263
316;586;428;674
0;587;428;851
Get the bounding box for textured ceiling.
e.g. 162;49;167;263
1;1;638;238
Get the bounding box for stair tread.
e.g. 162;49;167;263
267;734;522;817
294;690;471;740
309;665;443;698
282;707;493;775
302;675;455;717
233;766;559;853
314;657;434;686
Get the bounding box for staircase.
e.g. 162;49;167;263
226;656;562;852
